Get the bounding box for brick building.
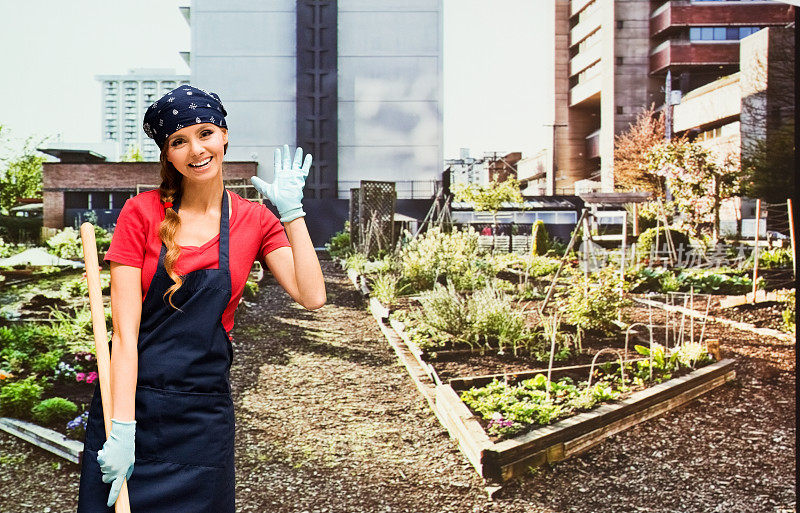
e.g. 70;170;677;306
549;0;794;194
41;152;257;230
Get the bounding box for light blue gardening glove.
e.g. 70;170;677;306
97;419;135;507
251;145;312;223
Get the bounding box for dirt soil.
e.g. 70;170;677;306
709;300;791;332
0;260;795;512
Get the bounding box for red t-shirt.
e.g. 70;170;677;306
103;189;290;334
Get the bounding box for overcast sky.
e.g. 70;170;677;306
0;0;553;161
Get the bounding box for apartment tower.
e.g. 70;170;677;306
553;0;794;193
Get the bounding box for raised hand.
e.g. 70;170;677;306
251;145;312;223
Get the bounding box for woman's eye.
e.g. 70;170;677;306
171;139;184;147
201;130;213;137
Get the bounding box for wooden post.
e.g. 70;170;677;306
752;199;761;303
632;202;639;263
619;210;628;323
788;199;795;279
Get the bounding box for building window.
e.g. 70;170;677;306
689;26;761;41
616;106;624;115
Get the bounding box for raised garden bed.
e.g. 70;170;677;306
345;262;737;483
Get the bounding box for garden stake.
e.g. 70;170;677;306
697;295;712;349
689;285;694;342
545;314;560;401
80;223;132;513
752;198;762;303
624;323;653;372
540;208;588;314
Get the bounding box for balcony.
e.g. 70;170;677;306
571;0;595;17
651;2;795;38
571;14;601;47
649;40;739;74
585;129;600;159
570;38;602;77
673;73;741;133
570;74;601;106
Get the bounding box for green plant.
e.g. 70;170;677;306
780;291;795;333
0;376;43;418
467;285;528;354
561;267;630;333
531;221;550;256
45;227;84;260
637;226;691;259
344;252;369;274
325;223;352;259
754;248;792;269
31;349;64;374
417;281;471;345
242;279;259;299
31;397;78;425
399;226;490;292
370;273;410;307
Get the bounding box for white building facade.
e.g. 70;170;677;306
188;0;442;199
96;69;190;161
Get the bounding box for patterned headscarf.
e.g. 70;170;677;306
142;85;228;150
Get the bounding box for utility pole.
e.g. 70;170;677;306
544;123;567;195
664;70;673;202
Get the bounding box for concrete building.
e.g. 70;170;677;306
95;69;190;161
549;0;794;194
186;0;442;201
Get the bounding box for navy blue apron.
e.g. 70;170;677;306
78;190;235;512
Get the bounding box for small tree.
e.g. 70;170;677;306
645;140;740;241
452;178;524;232
614;105;667;195
122;144;145;162
0;126;46;215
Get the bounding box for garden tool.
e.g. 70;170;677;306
80;222;132;513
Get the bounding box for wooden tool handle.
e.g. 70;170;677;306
80;223;132;513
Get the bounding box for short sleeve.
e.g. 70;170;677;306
258;205;290;262
104;198;147;268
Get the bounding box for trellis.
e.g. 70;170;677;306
349;181;396;257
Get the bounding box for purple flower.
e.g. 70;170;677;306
76;372;86;382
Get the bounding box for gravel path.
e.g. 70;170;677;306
0;260;795;512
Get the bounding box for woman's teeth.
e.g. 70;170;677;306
189;157;212;168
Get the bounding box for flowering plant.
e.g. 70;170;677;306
66;411;89;440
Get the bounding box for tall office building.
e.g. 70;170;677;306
186;0;443;200
96;69;190;161
551;0;794;193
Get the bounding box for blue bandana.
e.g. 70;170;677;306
142;85;228;150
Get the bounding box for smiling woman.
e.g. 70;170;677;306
76;85;326;513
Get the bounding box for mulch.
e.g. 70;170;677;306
0;260;795;512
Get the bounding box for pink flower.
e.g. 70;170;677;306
76;373;86;382
85;372;98;384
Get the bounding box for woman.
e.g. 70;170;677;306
77;85;326;512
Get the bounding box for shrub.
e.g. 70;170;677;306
562;267;630;333
0;376;44;418
400;227;489;292
31;349;64;374
467;285;527;352
325;224;352;259
417;281;471;343
637;227;690;259
531;221;550;256
45;227;84;260
32;397;78;425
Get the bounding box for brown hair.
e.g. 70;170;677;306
157;150;184;310
156;135;228;309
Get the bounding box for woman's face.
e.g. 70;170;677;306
165;123;228;184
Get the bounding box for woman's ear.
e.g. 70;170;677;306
221;128;229;145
